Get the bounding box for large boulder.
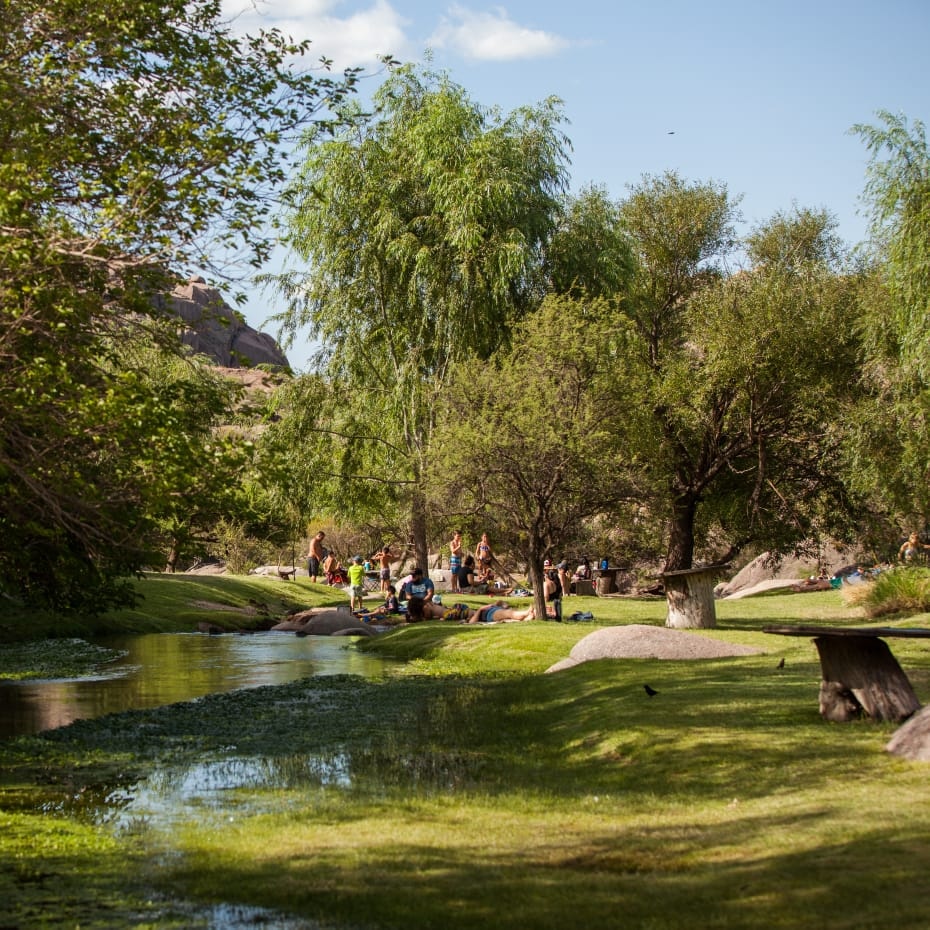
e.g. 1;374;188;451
546;624;762;672
271;608;373;636
887;705;930;760
716;544;856;599
159;276;290;369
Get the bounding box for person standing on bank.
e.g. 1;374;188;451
347;555;366;612
306;531;326;584
377;545;393;593
449;530;463;593
543;559;562;601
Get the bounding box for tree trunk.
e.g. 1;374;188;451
663;491;718;629
664;492;697;572
526;538;549;623
409;490;429;573
663;568;718;629
165;539;180;573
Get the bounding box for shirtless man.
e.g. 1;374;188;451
449;531;463;593
306;531;325;584
377;545;393;593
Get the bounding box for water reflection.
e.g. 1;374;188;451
95;753;353;832
0;632;392;739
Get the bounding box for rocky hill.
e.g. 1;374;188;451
163;276;289;369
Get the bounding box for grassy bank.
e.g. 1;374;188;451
3;577;930;927
0;572;345;645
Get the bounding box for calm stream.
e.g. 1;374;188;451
0;631;392;739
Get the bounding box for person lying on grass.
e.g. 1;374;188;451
405;596;449;622
465;601;536;624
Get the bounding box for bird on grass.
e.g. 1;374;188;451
643;684;659;697
776;658;786;669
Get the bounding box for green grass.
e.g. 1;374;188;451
4;576;930;928
0;572;345;644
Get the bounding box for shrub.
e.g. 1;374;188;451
843;566;930;618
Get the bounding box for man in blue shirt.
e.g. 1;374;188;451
401;566;435;602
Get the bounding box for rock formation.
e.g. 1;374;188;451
162;276;289;369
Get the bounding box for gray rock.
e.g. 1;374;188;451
271;608;371;636
158;276;289;369
545;624;761;672
887;705;930;760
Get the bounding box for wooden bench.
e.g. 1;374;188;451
764;624;930;723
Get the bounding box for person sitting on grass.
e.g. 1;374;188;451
400;566;435;602
357;585;401;621
456;554;479;592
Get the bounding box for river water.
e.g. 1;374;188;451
0;631;391;739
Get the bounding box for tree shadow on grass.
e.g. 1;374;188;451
163;812;930;930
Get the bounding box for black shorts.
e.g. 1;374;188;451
307;557;320;576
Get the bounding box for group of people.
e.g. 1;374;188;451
449;531;499;593
305;528;598;625
543;556;593;600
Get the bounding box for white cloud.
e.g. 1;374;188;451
221;0;413;69
428;4;570;61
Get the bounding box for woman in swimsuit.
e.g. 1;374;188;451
475;532;494;569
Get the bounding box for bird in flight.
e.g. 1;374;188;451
644;684;659;697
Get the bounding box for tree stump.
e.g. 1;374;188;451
662;567;720;629
814;634;921;723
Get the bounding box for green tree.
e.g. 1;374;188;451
0;0;361;610
853;112;930;378
546;184;634;299
117;347;260;574
271;63;570;568
615;175;860;573
430;296;631;620
848;112;930;530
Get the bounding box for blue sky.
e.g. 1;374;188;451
221;0;930;369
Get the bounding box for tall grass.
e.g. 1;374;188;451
843;566;930;619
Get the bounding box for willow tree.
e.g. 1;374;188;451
272;64;570;567
847;112;930;529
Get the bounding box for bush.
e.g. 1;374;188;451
843;566;930;618
207;520;279;575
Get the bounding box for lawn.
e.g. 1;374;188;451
2;576;930;928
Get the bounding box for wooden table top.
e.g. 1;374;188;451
763;624;930;639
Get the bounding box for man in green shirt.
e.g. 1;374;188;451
347;555;366;612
